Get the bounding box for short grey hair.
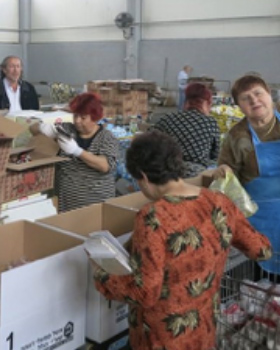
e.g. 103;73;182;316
1;56;23;78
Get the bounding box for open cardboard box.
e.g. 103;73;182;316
0;220;87;350
37;202;137;343
106;169;215;211
0;121;69;203
1;148;69;203
6;110;73;148
106;191;150;211
7;149;67;171
0;118;26;174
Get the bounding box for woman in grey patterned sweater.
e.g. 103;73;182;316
153;83;220;177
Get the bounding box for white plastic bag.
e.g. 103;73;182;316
209;172;258;217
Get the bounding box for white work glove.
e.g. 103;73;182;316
57;136;83;157
38;123;58;139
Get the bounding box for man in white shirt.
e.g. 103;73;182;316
177;65;192;110
0;56;39;113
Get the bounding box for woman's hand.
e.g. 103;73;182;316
57;135;83;157
38;123;58;139
213;164;233;179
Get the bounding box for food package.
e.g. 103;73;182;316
220;301;247;326
209;171;258;217
210;105;244;134
240;279;272;315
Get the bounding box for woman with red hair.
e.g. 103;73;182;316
31;92;119;212
154;83;220;177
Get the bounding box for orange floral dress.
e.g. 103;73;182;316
95;188;271;350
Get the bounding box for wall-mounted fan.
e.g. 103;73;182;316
114;12;134;39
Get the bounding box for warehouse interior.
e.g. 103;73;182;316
1;0;280;92
1;0;280;350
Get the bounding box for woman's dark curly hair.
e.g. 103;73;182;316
126;130;185;185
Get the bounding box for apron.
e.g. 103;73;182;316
244;110;280;274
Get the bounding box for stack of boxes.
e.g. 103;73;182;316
87;79;156;120
0;118;67;204
188;76;215;92
0;121;88;349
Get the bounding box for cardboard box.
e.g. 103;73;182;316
1;148;68;203
0;118;26;174
106;170;215;211
1;193;46;211
103;106;117;119
0;220;87;350
0;116;69;204
1;197;57;224
106;191;150;211
87;81;106;91
6;111;73;147
38;202;137;343
1;166;54;203
87;329;129;350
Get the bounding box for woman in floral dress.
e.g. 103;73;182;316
93;130;271;350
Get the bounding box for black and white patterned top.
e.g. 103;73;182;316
153;109;220;176
54;123;119;213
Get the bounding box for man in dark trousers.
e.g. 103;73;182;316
0;55;39;112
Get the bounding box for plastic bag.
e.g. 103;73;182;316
209;171;258;217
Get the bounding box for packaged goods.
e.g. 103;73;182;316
210;105;244;134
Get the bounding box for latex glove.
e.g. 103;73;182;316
57;135;83;157
38;123;58;139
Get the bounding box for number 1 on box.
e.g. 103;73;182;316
6;332;13;350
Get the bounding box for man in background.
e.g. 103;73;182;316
0;55;39;113
177;65;192;110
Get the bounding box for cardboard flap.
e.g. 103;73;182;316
106;191;149;210
27;134;60;156
0;118;27;139
38;203;103;236
7;152;69;171
10;146;34;156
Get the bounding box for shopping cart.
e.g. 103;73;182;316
217;250;280;349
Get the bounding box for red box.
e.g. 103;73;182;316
1;166;54;203
0;118;26;174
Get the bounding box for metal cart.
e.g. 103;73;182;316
217;250;280;349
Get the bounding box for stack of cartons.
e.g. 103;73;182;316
0;118;25;210
0;118;68;203
87;79;155;120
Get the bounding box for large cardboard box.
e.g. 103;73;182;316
106;191;150;211
6;110;73;147
106;170;215;211
0;220;87;350
38;203;137;344
0;118;26;174
0;119;68;203
0;196;57;224
1;147;68;203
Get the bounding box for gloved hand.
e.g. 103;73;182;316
38;123;58;139
57;136;83;157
